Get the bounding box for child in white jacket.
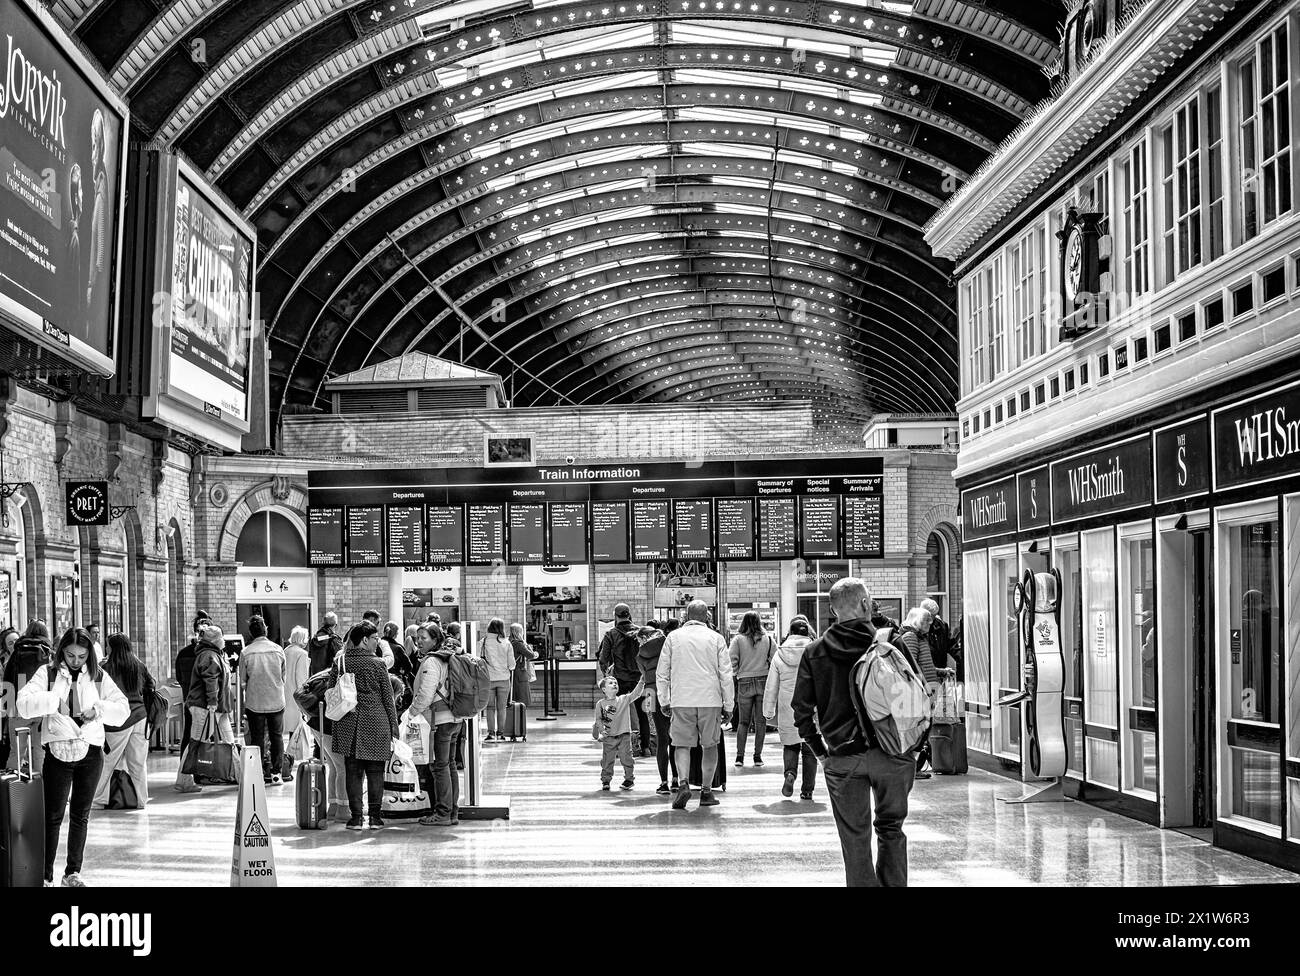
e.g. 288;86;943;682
17;627;129;887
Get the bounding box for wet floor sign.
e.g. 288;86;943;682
231;746;277;887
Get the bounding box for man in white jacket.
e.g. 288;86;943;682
657;600;733;811
18;627;129;887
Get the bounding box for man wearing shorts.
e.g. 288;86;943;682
656;600;733;810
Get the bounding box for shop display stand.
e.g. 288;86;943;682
457;620;511;820
999;779;1072;804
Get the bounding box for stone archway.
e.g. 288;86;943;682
218;481;309;563
913;504;962;618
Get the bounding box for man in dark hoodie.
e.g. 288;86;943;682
308;612;344;675
2;621;53;773
793;578;916;887
598;604;650;754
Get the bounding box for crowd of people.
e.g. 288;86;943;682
0;582;959;887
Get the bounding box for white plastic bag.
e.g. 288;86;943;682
287;721;315;762
400;710;431;765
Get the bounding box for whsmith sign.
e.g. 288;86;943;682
1050;435;1153;524
1213;380;1300;490
961;475;1016;543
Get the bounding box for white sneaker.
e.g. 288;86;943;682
61;873;87;887
270;773;283;785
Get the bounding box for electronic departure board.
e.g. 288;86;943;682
632;501;671;562
715;498;756;560
308;507;344;567
386;505;425;565
758;497;797;561
547;502;588;564
426;505;465;564
308;458;885;567
844;494;884;558
799;496;841;558
673;498;713;560
508;504;546;563
467;505;505;564
346;506;384;566
591;501;629;563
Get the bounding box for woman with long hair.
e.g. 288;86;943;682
479;617;514;741
93;634;155;809
728;611;776;768
17;627;128;885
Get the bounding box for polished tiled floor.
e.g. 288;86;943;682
70;716;1298;886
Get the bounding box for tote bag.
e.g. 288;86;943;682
324;654;357;722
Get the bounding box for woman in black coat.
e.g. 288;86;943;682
329;622;399;831
508;623;537;707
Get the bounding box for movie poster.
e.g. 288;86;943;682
167;171;253;422
0;0;126;374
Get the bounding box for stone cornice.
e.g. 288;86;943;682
924;0;1241;264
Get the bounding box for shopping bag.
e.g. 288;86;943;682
934;669;963;723
382;738;429;818
107;769;141;810
287;722;315;762
525;658;537;683
400;710;431;765
180;713;238;785
324;655;357;721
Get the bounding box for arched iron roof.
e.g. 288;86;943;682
60;0;1061;425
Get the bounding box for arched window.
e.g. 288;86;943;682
926;531;947;615
236;511;307;567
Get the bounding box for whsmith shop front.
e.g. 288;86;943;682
959;371;1300;871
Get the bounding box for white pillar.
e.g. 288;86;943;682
387;567;403;626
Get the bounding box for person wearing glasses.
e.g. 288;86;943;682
329;622;399;831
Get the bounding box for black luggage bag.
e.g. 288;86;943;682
1;728;44;887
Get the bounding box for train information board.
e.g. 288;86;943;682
632;501;671;562
386;505;425;566
346;506;384;567
508;504;546;563
591;501;629;563
308;507;344;567
467;505;505;564
715;498;756;560
426;505;464;564
547;502;588;564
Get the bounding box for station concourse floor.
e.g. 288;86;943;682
78;715;1298;887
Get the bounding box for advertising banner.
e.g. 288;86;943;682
161;165;254;425
0;0;127;374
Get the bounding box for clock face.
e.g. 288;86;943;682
1064;227;1084;303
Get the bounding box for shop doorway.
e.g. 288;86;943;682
1158;519;1213;831
236;603;311;647
528;587;587;659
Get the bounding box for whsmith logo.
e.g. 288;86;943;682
966;490;1007;529
50;908;151;956
1232;405;1300;467
1;33;69;150
1067;455;1125;505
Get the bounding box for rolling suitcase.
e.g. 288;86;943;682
687;733;727;791
930;721;968;775
502;702;527;741
295;707;328;830
1;728;44;887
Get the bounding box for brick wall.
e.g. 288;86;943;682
722;564;781;604
463;565;524;637
592;565;649;625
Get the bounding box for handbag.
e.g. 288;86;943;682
180;711;238;784
287;721;315;762
400;709;431;765
324;655;357;722
107;769;141;809
293;668;332;716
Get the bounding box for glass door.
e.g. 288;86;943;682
1082;527;1119;789
1053;536;1085;780
1119;522;1158;797
989;546;1020;761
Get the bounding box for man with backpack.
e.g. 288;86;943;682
309;612;343;675
792;578;922;887
598;604;650;756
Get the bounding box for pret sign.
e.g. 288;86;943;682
65;480;108;525
1155;416;1210;501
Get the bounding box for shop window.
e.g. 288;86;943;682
1098;353;1110;377
1007;396;1017;419
1079;362;1090;385
1121;136;1151;295
1020;390;1031;412
1154;322;1171;353
1206;83;1225;261
962;550;992;754
1231;280;1254;318
963;419;970;438
1133;336;1149;363
983;408;992;429
1120;529;1157;796
1285;496;1300;839
1055;542;1086;779
1114;344;1128;370
1083;527;1119;790
1262;264;1286;304
1221;510;1281;827
972;414;980;434
994;403;1003;424
990;549;1020;759
1049;376;1060;400
1034;383;1045;406
1064;369;1075;393
1178;310;1197;342
1237;19;1293;241
1204;295;1225;330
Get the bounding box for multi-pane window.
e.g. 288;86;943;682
1240;20;1294;241
1206;84;1225;260
966;277;985;390
986;258;1005;382
1122;139;1151;295
1174;98;1204;275
1012;232;1037;364
1158;124;1176;282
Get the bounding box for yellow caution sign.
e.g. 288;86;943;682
231;745;277;887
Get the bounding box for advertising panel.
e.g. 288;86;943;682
148;156;255;438
0;0;127;374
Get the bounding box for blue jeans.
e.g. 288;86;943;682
822;748;916;887
432;721;462;820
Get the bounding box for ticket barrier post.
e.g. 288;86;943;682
457;620;510;820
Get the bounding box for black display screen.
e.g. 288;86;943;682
467;505;505;564
758;497;797;561
843;495;884;558
386;505;425;565
715;498;755;560
799;495;841;558
308;508;344;567
591;501;629;563
426;505;464;564
631;501;671;562
673;498;713;560
508;504;546;563
547;503;588;563
346;506;384;566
